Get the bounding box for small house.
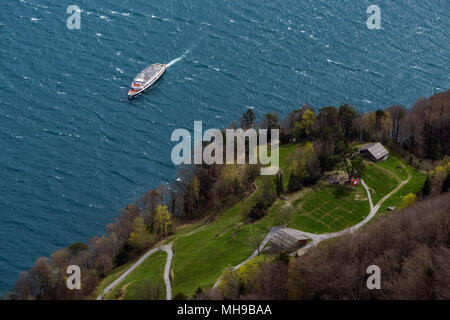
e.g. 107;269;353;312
359;142;389;162
269;227;309;253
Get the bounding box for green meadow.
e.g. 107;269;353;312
95;143;426;299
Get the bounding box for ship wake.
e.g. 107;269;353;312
167;50;189;68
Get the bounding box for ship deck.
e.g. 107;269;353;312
135;64;165;82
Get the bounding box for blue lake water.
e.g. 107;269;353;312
0;0;448;294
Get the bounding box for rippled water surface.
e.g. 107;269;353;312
0;0;448;294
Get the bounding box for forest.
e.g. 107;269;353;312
6;90;449;300
206;193;450;300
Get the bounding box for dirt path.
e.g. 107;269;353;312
293;163;411;256
96;243;173;300
229;160;411;274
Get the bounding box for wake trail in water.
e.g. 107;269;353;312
167;50;190;68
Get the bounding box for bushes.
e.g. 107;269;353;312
288;174;303;193
134;280;165;300
6;188;174;300
68;242;88;256
286;142;322;193
127;217;156;252
248;200;269;221
214;255;289;300
422;175;431;197
225;194;450;300
400;193;417;209
173;291;188;300
248;177;277;221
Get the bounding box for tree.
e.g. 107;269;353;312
351;156;366;178
217;267;240;299
275;171;283;195
300;109;315;138
236;255;267;294
185;174;201;219
375;109;385;138
260;176;277;203
241;109;256;129
361;111;377;140
247;178;276;221
190;174;200;208
262;112;280;141
68;241;88;256
288;173;302;193
338;104;358;140
386;105;406;143
153;205;172;238
400;193;417;209
127;217;155;251
140;190;160;232
262;112;280;130
30;257;53;299
316;106;339;129
338;145;361;182
422;175;431;198
91;236;118;276
107;204;140;246
249;198;269;221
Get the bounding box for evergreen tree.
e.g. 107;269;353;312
422;175;431;197
275;172;283;195
288;174;302;193
241;109;256;129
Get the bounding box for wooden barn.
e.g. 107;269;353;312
359;142;389;162
269;227;309;253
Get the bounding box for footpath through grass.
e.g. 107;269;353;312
378;157;426;213
94;258;138;298
172;184;287;296
105;250;166;300
94;145;424;299
288;154;417;233
172;143;302;296
362;162;398;204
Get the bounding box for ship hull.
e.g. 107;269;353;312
128;64;166;99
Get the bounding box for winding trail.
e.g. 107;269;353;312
99;158;412;296
223;161;411;279
293;174;410;255
96;243;173;300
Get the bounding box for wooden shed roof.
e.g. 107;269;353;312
359;142;389;161
269;227;309;251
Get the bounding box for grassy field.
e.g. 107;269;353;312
93;258;138;298
94;145;426;300
105;251;166;300
288;155;417;233
378;157;426;214
172;183;287;296
375;156;409;181
290;184;370;233
170;143;307;296
170;152;425;295
362;161;399;204
278;142;302;190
